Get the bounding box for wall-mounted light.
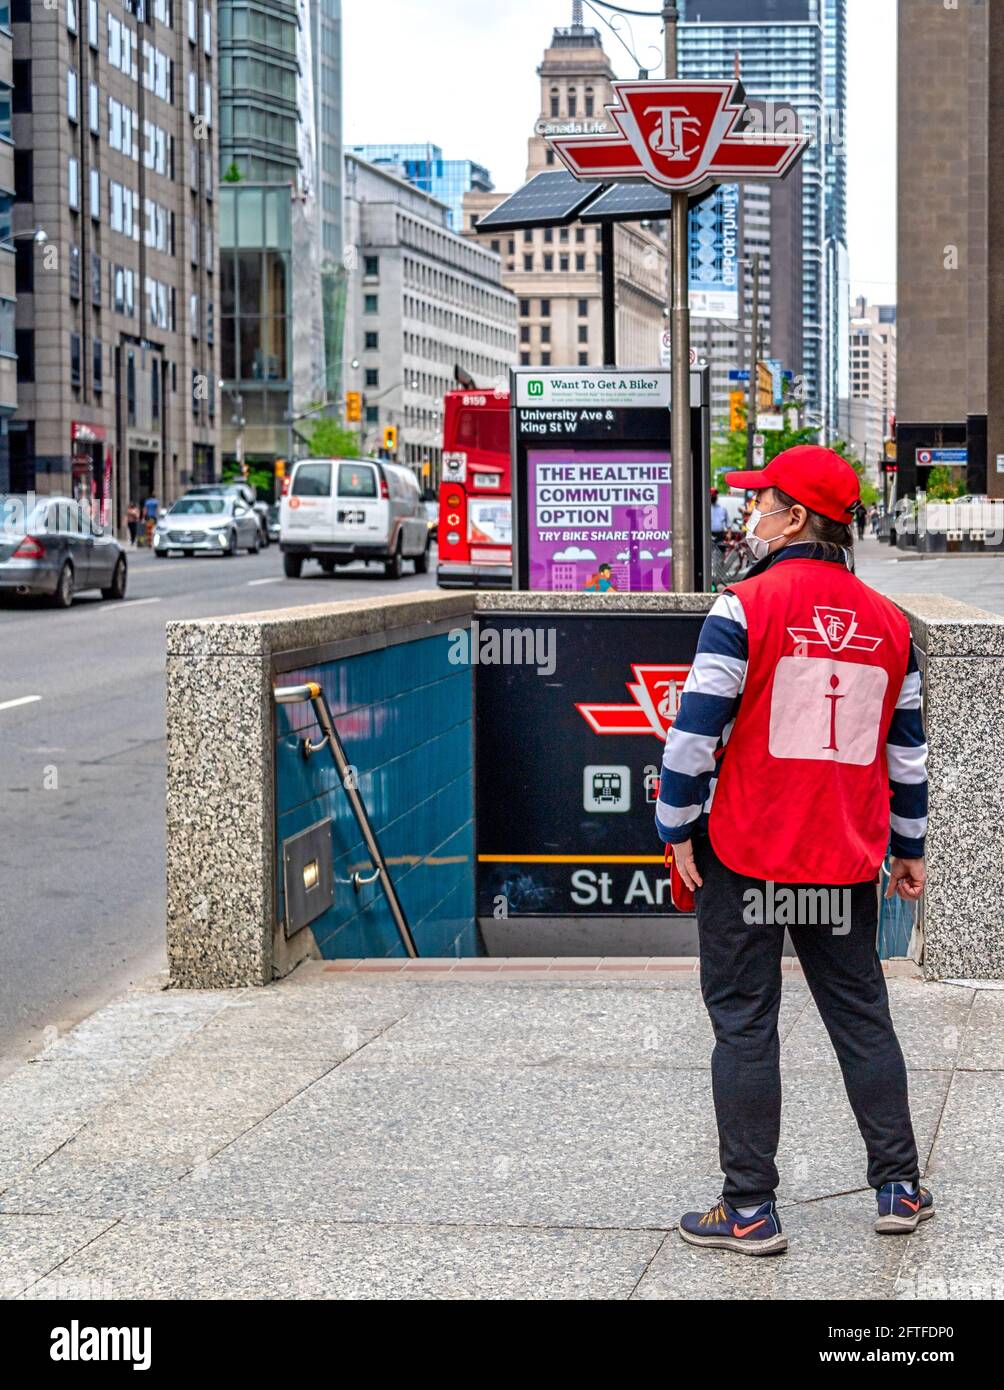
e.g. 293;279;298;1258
282;819;333;938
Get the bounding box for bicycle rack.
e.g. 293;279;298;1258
273;682;418;957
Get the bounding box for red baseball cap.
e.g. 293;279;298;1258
724;445;860;524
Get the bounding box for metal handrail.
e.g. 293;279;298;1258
273;682;418;957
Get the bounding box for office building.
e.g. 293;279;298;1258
347;141;492;233
349;143;493;233
680;1;847;435
0;7;16;487
822;0;849;438
311;0;342;264
897;0;1003;496
342;153;517;479
463;15;667;371
218;0;300;183
688;100;805;433
310;0;346;402
848;298;896;476
218;0;326;471
9;0;219;521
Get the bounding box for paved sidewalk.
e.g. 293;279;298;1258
1;960;1001;1301
855;532;1004;615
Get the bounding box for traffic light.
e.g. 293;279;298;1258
756;361;773;413
383;425;398;454
729;390;745;433
345;391;362;422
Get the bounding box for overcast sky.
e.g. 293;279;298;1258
343;0;897;305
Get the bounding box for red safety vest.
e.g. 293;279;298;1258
709;556;911;885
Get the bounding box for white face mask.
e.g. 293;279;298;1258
745;504;791;562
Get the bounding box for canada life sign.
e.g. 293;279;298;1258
548;79;809;194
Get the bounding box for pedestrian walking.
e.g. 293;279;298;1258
709;488;728;546
126;501;140;547
142;495;159;550
655;444;932;1257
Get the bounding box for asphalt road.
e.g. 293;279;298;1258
0;542;435;1076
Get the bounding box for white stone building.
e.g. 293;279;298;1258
848;297;896;476
343;154;517;480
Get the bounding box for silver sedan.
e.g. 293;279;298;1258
153;495;261;557
0;494;127;607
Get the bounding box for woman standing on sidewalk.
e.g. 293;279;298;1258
655;445;933;1257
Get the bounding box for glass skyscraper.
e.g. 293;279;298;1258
311;0;343;266
348;143;493;231
680;0;848;435
218;2;329;466
218;1;302;183
309;0;346;401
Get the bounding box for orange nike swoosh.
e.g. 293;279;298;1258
901;1198;921;1212
732;1219;767;1237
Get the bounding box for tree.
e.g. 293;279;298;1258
711;411;880;507
221;461;272;497
711;402;818;490
305;417;360;459
924;465;966;501
222;162;242;183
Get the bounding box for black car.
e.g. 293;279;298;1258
0;495;127;607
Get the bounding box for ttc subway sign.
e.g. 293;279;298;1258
549;80;809;194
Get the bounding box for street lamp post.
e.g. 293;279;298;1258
0;228;48;249
228;388;246;477
363;377;419;458
283;358;359;461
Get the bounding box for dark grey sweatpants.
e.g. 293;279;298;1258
693;834;920;1208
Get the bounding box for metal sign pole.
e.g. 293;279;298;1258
664;2;693;592
746;251;760;469
601;221;617;364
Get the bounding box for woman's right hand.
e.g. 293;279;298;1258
673;838;703;893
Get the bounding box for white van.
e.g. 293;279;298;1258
279;457;431;580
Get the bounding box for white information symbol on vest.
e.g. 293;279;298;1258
823;673;842;751
769;608;888;765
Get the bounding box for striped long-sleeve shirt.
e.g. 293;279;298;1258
654;552;929;859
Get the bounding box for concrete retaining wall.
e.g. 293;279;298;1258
887;594;1004;978
165;589;1004;986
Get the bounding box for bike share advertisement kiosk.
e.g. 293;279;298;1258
475;366;712;953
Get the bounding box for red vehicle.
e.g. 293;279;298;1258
437;389;511;588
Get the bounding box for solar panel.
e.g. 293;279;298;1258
580;182;716;222
474;171;603;231
579;183;672;222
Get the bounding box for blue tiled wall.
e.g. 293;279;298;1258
275;633;480;958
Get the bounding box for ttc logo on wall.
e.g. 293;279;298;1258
576;663;691;741
549;80;809;195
